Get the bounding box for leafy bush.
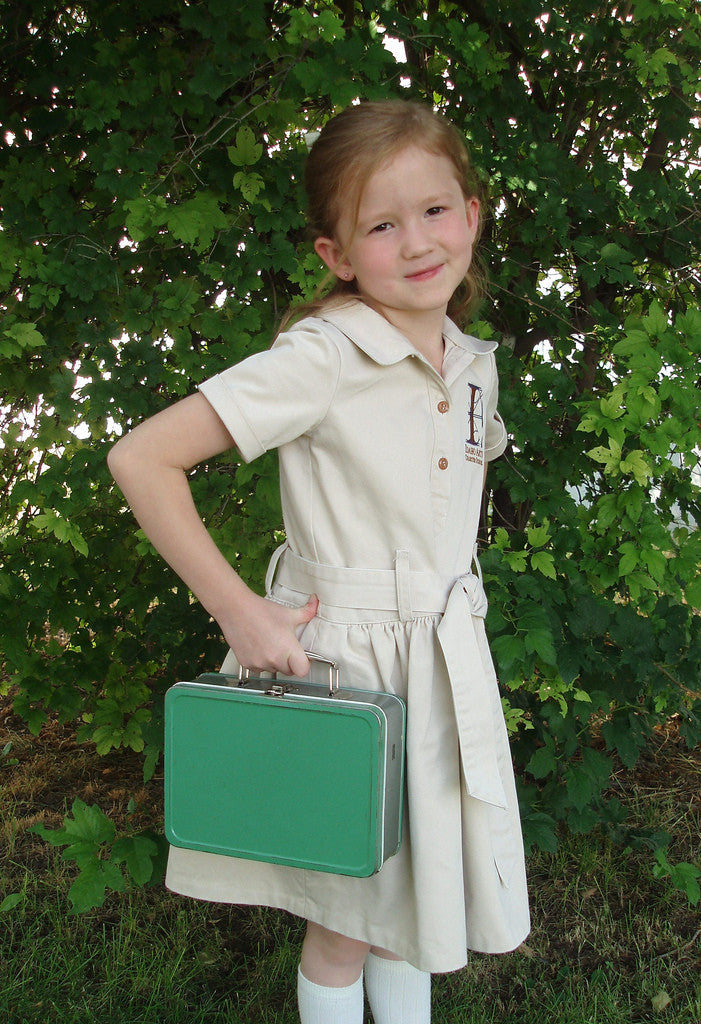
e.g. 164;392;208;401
1;1;699;898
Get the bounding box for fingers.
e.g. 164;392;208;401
286;595;319;677
296;594;319;624
287;647;311;678
224;592;319;679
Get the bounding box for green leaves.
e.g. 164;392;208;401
1;322;46;358
284;7;344;45
30;799;164;913
2;0;699;882
124;192;229;251
527;739;558;780
492;523;557;581
587;440;653;485
653;849;701;906
601;712;649;769
32;510;89;557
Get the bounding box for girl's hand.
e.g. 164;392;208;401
221;590;319;678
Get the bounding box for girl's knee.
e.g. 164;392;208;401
301;921;370;986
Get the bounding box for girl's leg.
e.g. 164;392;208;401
297;922;369;1024
364;946;431;1024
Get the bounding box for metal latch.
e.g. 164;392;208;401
264;684;290;698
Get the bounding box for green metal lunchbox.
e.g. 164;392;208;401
164;654;406;877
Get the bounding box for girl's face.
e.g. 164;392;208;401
314;145;479;337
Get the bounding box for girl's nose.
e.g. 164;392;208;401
400;221;432;258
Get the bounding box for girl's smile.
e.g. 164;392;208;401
405;264;444;282
314;145;480;359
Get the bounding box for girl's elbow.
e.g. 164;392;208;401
107;434;135;484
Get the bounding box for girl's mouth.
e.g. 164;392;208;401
406;265;443;282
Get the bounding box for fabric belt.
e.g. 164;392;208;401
267;543;508;809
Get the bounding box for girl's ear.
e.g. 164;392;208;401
314;236;354;281
465;197;480;242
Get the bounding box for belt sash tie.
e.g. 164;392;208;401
268;543;508;810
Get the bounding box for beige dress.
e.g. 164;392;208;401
165;300;530;973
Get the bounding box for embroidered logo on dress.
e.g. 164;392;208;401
465;382;485;466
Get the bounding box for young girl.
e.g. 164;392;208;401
108;100;530;1024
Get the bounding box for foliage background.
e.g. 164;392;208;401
1;0;699;874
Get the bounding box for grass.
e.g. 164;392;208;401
0;702;699;1024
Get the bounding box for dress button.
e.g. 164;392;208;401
437;400;449;414
438;457;449;470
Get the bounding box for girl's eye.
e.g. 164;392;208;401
370;222;392;234
426;206;444;217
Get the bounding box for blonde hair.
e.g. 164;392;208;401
281;100;487;331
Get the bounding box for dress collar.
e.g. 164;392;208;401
316;299;497;369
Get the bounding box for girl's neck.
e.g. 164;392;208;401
414;330;445;375
365;301;447;375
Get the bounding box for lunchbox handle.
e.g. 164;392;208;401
238;651;340;698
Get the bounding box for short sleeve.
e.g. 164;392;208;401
198;322;342;463
483;354;508;461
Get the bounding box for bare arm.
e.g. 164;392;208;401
107;392;316;676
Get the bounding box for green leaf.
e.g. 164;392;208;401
112;834;158;886
167;206;201;246
504;550;528;572
527;744;558;779
0;892;25;913
618;541;639;577
491;633;525;671
1;322;46;357
651;992;672;1013
31;799;115;850
227;125;263;167
500;698;533;735
567;804;601;834
124;194;168;242
92;723;124;755
587;438;622;475
619;450;652;484
531;550;556;579
524;627;558;665
522;812;558;854
566;764;594;811
67;858;125;914
163;193;228;251
613;329;650;359
581;746;613;788
599;387;626;419
233;170;268;207
601;715;646;768
684;575;701;610
526;522;551;548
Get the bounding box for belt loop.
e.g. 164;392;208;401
394;549;413;622
265;541;289;596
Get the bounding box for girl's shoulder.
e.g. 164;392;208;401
278;299;391;364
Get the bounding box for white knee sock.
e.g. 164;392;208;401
363;953;431;1024
297;965;364;1024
